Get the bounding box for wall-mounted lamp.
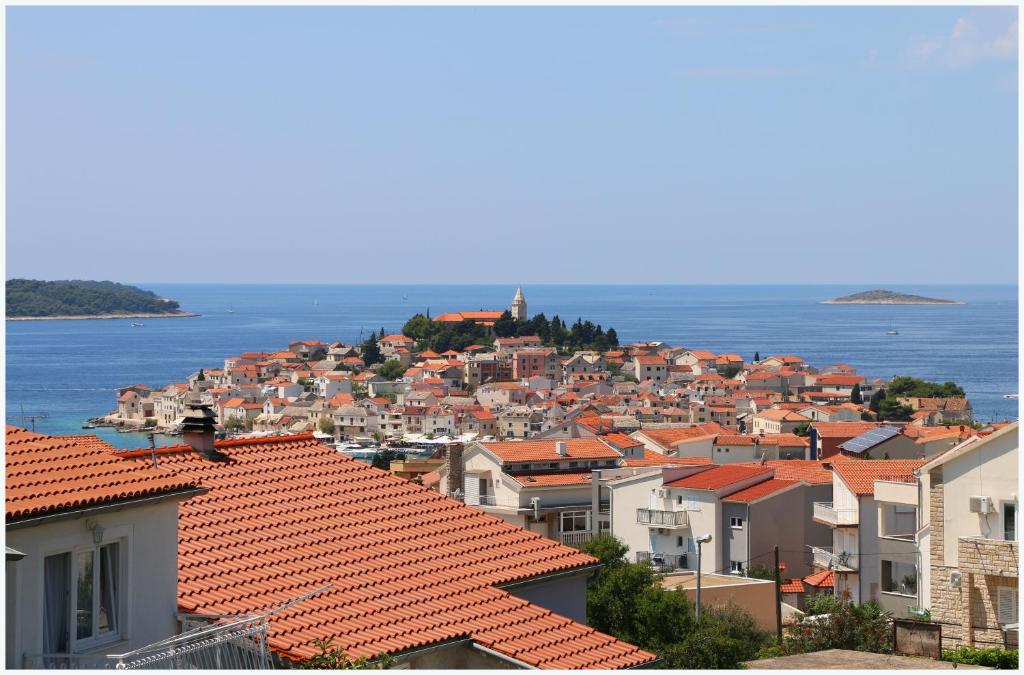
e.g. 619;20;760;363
85;519;104;544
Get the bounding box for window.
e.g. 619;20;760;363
560;511;589;533
730;561;744;574
997;587;1019;625
1004;503;1016;541
730;516;744;529
45;542;122;653
881;559;917;596
677;536;684;547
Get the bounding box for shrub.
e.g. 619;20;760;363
942;646;1018;669
781;599;892;655
299;638;395;669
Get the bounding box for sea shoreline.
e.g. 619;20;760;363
7;311;200;321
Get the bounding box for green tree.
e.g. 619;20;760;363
318;417;336;436
850;383;862;404
720;364;741;379
753;351;760;362
793;422;811;437
869;388;886;414
401;314;435;343
745;564;776;580
878;397;913;421
492;310;517;338
377;360;407;380
196;368;206;382
224;417;245;431
605;327;619;347
361;335;383;365
371;448;407;471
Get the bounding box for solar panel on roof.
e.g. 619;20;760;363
838;425;901;454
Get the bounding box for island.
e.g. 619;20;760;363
821;289;962;305
6;279;198;320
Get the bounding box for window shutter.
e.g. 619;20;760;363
997;587;1019;625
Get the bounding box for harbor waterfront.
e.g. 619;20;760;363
6;283;1018;447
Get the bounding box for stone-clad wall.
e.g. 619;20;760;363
958;537;1019;648
928;466;1019;648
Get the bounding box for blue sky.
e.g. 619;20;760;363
6;6;1019;284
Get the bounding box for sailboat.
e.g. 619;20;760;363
227;303;235;314
131;321;144;327
886;319;899;336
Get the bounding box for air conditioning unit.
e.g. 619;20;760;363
656;489;669;498
657;528;669;535
970;496;995;514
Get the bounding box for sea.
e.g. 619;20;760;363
5;284;1019;449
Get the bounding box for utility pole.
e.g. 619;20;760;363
774;545;783;644
695;534;712;624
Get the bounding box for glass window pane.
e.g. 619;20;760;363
76;551;94;640
99;543;119;634
44;553;71;653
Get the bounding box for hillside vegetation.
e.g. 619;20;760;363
6;279;183;317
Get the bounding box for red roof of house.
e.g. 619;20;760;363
714;433;809;447
722;478;799;503
512;472;593;487
811;421;881;438
634;424;725;449
5;427;200;522
832;459;925;495
815;374;865;386
479;438;621;463
664;465;772;490
623;449;713;468
738;460;833;484
781;578;805;594
116;433;653;668
803;568;835;588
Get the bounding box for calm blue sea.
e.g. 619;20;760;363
5;284;1019;448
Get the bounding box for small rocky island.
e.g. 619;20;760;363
6;279;198;320
822;289;962;305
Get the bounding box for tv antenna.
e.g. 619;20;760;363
19;404;48;432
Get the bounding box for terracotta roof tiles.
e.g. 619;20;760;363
115;433;653;668
832;459;925;495
6;426;200;522
665;465;772;490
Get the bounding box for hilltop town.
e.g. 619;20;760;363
107;287;980;446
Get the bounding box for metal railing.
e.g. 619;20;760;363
637;508;689;528
811;545;857;571
560;531;595;547
813;502;858;526
22;653;120;669
637;551;688;570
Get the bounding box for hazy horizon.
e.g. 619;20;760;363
7;6;1019;285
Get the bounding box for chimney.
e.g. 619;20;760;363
555;441;567;457
446;442;464;499
180;400;227;461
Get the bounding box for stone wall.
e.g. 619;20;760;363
958;537;1019;648
927;467;963;643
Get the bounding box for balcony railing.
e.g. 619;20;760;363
811;546;857;572
637;551;688;570
560;531;595;547
813;502;858;526
637;508;689;528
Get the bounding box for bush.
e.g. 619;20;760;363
781;599;892;655
299;638;395;669
942;646;1018;669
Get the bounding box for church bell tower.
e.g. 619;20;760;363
511;287;527;321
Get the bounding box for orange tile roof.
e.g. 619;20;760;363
815;374;865;386
115;433;652;668
803;568;835;588
512;472;594;487
634;424;724;449
479;438;622;463
723;478;799;503
756;409;809;422
781;578;805;594
738;460;833;484
5;427;200;522
832;459;925;495
665;465;772;490
715;433;809;447
623;449;713;468
600;432;644;449
810;421;881;438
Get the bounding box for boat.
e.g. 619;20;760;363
886;319;898;335
130;321;144;327
1005;394;1019;400
81;423;96;429
227;303;235;314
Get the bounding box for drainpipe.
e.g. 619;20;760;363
591;469;601;539
471;644;538;669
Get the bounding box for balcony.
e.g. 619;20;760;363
637;551;688;571
813;502;858;526
637;508;689;528
560;531;595;547
811;546;857;572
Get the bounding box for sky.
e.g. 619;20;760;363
6;6;1019;285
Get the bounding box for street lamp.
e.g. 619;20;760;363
695;533;713;624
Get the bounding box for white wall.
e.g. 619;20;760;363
940;429;1018;566
6;500;184;669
